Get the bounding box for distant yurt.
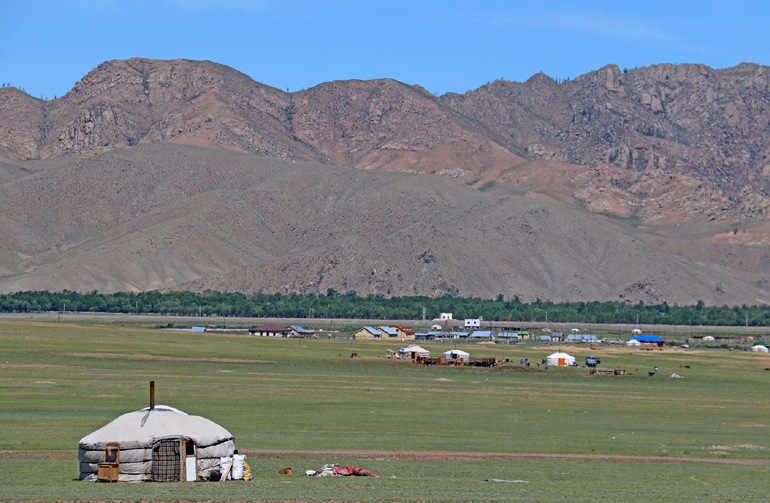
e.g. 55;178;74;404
79;404;235;482
398;344;430;360
750;345;769;353
442;349;470;362
545;352;576;366
626;339;642;346
702;336;715;342
631;329;642;335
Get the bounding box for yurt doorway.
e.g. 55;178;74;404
152;438;197;482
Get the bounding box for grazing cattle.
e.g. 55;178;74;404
278;467;293;475
765;368;769;371
684;365;691;369
350;352;358;358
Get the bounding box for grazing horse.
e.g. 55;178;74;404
350;352;358;358
684;365;691;369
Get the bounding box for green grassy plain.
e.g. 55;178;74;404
1;319;769;502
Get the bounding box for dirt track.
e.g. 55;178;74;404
3;448;768;465
243;448;770;465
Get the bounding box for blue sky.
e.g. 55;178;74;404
2;0;768;100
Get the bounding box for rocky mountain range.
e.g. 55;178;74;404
1;58;769;305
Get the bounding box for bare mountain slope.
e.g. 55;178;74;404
0;143;766;305
3;58;770;225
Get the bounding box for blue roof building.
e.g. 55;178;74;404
377;326;399;338
629;335;666;346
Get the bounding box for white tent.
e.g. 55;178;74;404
545;352;576;366
750;345;769;352
626;339;642;346
631;328;642;335
442;349;470;362
79;405;235;482
702;336;715;342
398;344;430;359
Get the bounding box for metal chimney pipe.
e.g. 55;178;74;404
150;381;155;410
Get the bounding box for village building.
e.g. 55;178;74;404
377;326;399;338
470;330;493;339
353;326;380;340
391;325;416;340
566;334;599;343
628;335;666;347
464;318;481;328
287;325;316;338
249;324;290;337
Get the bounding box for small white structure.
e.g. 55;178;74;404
398;344;430;360
442;349;470;362
750;345;769;352
465;318;481;328
571;328;580;333
631;328;642;335
626;339;642;346
440;313;453;320
431;324;443;330
545;352;576;366
702;336;715;342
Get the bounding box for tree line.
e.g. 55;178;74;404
0;290;768;327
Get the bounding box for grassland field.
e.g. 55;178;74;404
1;316;769;502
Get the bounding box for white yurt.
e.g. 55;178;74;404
442;349;470;362
79;405;235;482
750;345;769;352
631;328;642;335
398;344;430;360
702;336;716;342
626;339;642;346
545;352;576;366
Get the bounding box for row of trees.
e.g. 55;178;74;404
0;290;768;327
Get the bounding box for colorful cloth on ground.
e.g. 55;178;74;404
332;465;378;477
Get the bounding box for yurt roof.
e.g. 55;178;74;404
401;344;429;353
443;349;470;357
79;405;233;451
547;352;574;359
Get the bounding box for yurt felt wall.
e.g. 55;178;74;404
545;352;576;366
79;406;235;482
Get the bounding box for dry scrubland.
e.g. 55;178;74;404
1;319;769;502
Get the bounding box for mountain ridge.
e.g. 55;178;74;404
1;59;770;304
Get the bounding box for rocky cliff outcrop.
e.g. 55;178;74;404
441;63;770;221
2;58;769;224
